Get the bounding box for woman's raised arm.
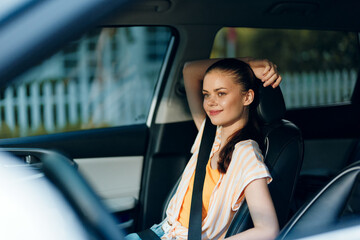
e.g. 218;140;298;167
183;59;218;129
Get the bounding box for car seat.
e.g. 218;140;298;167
276;160;360;239
225;85;304;237
162;86;304;237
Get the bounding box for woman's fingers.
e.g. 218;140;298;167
250;59;281;88
271;75;282;88
263;73;279;87
262;67;277;82
262;63;271;76
261;61;282;88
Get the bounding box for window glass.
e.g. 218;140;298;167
0;27;172;138
211;28;359;109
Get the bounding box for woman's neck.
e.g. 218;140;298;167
221;118;248;146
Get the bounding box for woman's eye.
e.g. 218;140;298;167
203;93;209;98
218;92;225;97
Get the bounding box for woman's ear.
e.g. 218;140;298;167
243;89;254;106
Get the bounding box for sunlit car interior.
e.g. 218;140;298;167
0;0;359;239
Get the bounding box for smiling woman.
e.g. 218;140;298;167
202;61;255;131
125;58;281;240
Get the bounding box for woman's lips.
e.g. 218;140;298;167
209;110;222;116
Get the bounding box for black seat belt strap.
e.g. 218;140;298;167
188;117;217;240
137;229;162;240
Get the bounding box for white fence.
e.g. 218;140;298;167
0;71;153;138
0;69;357;138
281;69;357;108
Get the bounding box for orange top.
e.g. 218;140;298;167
177;159;221;228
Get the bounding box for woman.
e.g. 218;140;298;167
127;58;281;240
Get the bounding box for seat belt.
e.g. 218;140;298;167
137;229;163;240
188;117;217;240
138;117;216;240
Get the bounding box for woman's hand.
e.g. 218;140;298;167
248;59;282;88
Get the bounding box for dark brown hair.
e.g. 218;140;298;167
205;58;263;173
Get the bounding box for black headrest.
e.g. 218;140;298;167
257;86;286;124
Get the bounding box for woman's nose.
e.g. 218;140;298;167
206;96;217;106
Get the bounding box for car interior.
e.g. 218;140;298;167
0;0;359;239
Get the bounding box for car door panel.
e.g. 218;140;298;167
139;120;197;229
0;124;149;232
74;156;143;212
0;124;148;158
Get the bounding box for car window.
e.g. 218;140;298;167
0;26;172;138
211;28;360;109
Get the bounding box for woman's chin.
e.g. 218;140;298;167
208;117;221;126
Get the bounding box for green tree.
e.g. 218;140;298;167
212;28;360;72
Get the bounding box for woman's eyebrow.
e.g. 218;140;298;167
214;87;227;91
202;87;227;92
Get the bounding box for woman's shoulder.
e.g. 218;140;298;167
234;139;261;152
234;139;264;160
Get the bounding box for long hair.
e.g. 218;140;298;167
205;58;263;173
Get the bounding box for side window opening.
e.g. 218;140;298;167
0;26;172;139
211;28;360;109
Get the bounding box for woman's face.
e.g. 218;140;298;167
202;70;253;131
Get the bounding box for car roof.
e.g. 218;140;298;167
1;0;358;85
109;0;360;31
0;0;132;85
